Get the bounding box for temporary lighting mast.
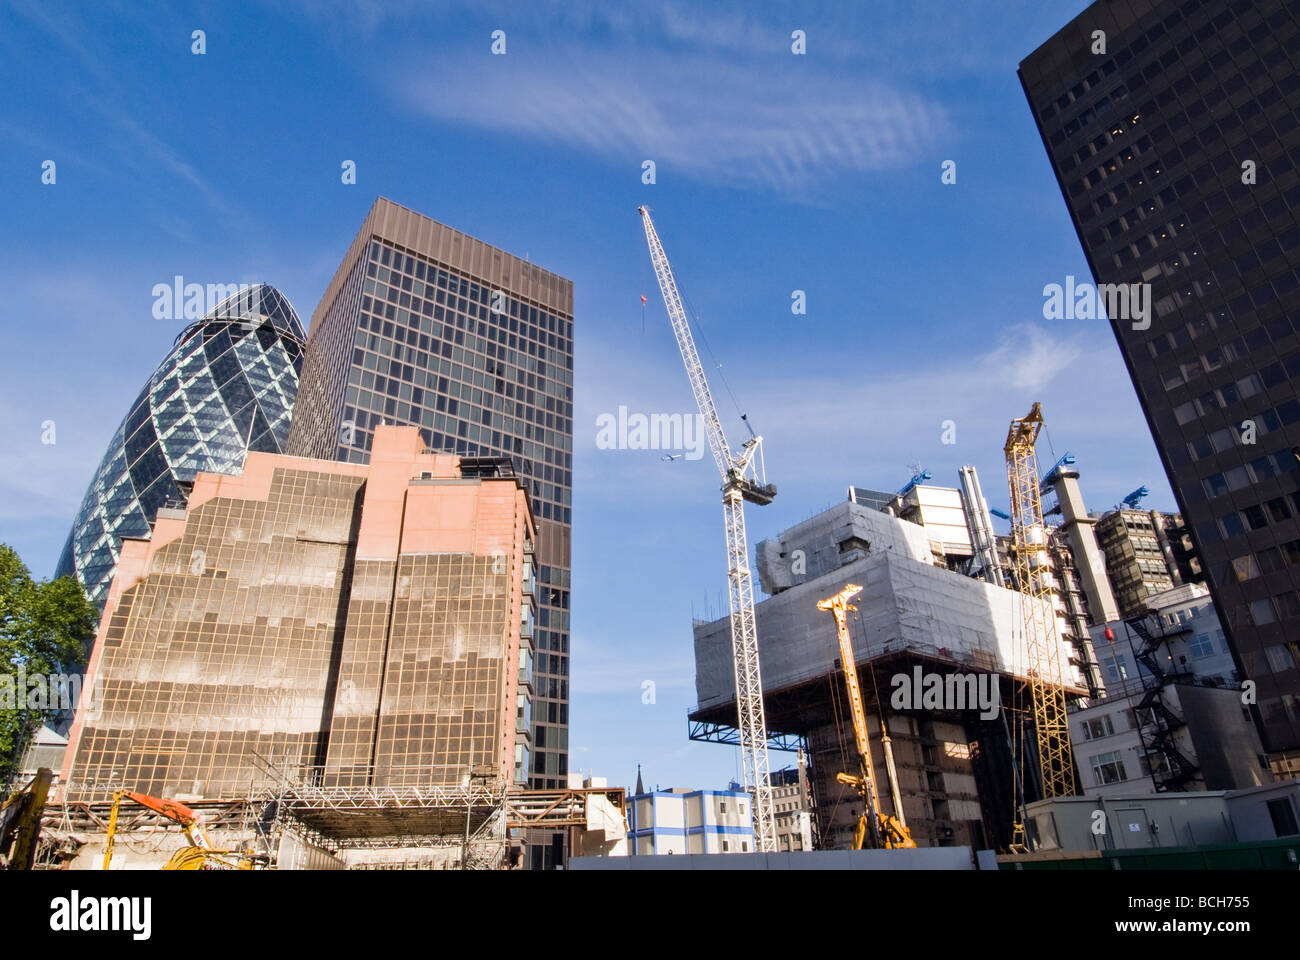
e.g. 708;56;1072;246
638;206;778;851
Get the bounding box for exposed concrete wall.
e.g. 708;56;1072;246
1051;472;1120;624
808;713;985;850
69;825;268;871
277;831;346;870
1178;685;1273;791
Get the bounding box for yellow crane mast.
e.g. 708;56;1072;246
818;585;915;850
1004;403;1076;838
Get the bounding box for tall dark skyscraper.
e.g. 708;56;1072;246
287;198;575;805
1021;0;1300;765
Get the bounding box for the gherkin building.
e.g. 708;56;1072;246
56;284;306;610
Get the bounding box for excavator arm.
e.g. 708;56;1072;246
103;790;220;870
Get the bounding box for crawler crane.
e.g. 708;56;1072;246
818;585;915;850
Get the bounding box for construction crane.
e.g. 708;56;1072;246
1039;451;1077;492
638;206;779;851
1122;485;1151;509
103;790;264;870
1004;403;1076;845
897;468;932;496
818;585;915;850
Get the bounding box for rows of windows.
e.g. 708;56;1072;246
1202;446;1300;495
358;239;575;788
348;240;575;529
1025;0;1300;755
1224;592;1300;630
1162;308;1300;407
1209;479;1300;539
1040;2;1298;126
1053;15;1300;177
368;241;573;344
1043;3;1300;367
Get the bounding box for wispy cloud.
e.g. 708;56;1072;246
975;322;1086;391
262;0;956;193
392;50;948;193
5;0;248;230
574;319;1166;510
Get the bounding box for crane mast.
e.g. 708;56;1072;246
638;206;778;851
1005;402;1076;844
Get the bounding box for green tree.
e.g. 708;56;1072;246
1;543;97;787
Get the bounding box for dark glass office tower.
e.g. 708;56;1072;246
287;197;575;806
1021;0;1300;763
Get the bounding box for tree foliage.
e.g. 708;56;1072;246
1;543;97;786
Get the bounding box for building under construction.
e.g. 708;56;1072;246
39;424;629;868
690;488;1088;850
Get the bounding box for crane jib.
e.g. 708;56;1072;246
639;206;779;852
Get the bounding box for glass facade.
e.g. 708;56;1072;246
1021;0;1300;753
55;284;305;613
63;433;534;802
287;198;574;799
325;553;511;787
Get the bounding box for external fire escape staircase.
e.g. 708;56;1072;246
1124;616;1200;791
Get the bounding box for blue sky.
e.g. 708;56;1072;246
0;0;1173;792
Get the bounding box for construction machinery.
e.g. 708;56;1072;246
1122;485;1151;509
897;468;932;496
103;790;264;870
639;206;779;851
1004;403;1076;846
1039;452;1077;492
1;767;53;870
818;585;915;850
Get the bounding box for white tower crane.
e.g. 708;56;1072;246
638;206;778;851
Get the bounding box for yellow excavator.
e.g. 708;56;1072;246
818;585;916;850
1;768;53;870
103;790;265;870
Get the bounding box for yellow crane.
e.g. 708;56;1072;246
818;585;915;850
1004;403;1076;845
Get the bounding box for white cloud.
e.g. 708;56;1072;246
977;322;1085;391
392;50;948;193
573;318;1168;511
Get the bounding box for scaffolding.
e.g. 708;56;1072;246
37;763;625;870
256;758;625;868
